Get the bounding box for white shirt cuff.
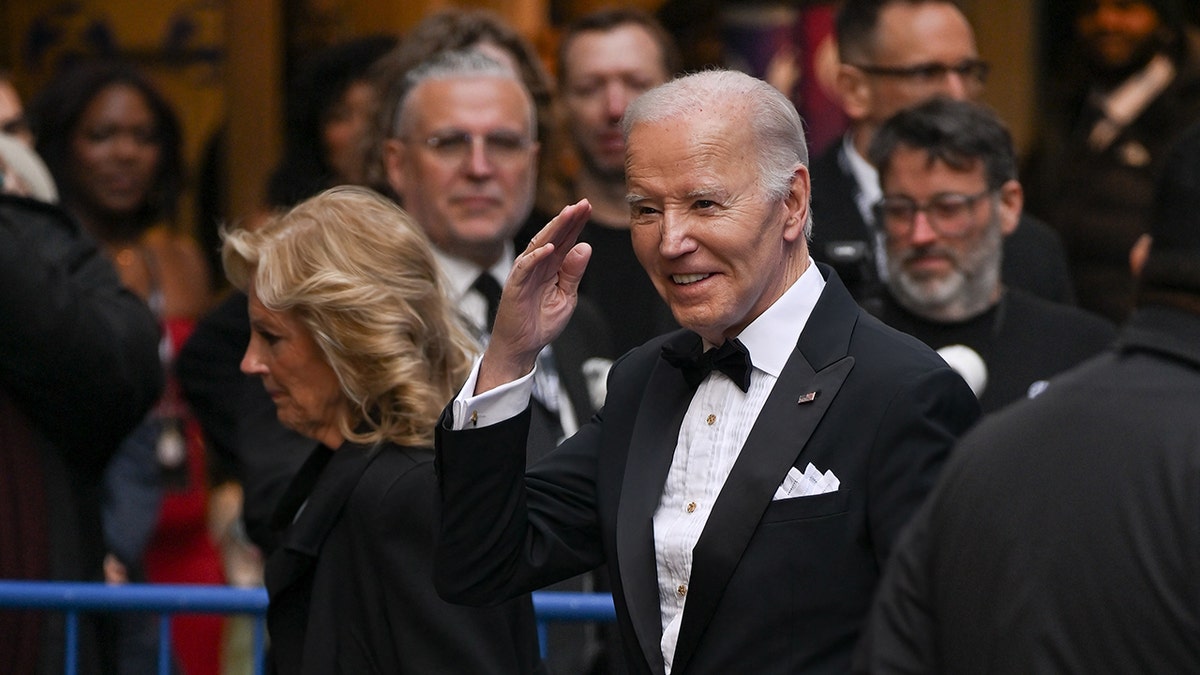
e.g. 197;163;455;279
450;355;537;430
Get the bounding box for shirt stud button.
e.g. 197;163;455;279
686;501;697;513
706;414;716;425
677;584;687;597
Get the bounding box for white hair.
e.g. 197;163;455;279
393;49;536;137
621;69;812;236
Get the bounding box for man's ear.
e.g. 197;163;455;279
997;179;1024;237
782;164;811;242
834;63;873;120
383;138;408;198
1130;233;1152;278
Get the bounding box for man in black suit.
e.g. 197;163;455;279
855;121;1200;673
867;98;1116;412
812;0;1073;311
434;69;980;675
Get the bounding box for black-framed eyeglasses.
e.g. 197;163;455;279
873;189;995;238
416;130;534;166
851;59;990;88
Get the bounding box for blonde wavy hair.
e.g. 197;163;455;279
223;186;475;447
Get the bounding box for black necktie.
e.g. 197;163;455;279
661;338;752;392
472;273;502;332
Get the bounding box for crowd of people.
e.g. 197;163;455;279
2;0;1198;673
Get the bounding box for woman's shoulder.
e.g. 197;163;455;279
346;443;437;532
355;443;436;496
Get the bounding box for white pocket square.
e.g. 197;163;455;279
773;462;840;500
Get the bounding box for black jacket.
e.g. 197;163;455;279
435;267;979;674
0;194;163;673
857;306;1200;673
266;440;545;674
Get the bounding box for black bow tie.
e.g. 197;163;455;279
662;338;752;392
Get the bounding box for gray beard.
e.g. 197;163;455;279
887;216;1004;323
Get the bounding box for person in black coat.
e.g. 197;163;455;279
866;98;1115;413
0;184;163;671
224;186;543;674
854;120;1200;674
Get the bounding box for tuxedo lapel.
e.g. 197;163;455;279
670;267;861;674
616;331;699;675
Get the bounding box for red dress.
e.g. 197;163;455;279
142;317;225;675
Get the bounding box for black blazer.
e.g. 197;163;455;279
435;266;980;675
809;140;1077;307
265;440;545;674
856;306;1200;673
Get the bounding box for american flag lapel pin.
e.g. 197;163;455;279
797;391;818;404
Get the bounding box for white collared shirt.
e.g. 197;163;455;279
450;258;826;673
432;244;514;339
653;260;823;672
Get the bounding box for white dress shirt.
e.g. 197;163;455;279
652;260;823;672
452;259;826;673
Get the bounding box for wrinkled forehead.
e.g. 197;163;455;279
625;110;759;190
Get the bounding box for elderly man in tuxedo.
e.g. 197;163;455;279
434;69;979;675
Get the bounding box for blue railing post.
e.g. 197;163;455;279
0;581;615;670
64;610;78;675
157;613;173;674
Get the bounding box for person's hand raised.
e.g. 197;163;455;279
476;199;593;394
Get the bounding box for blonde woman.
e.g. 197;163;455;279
225;186;544;674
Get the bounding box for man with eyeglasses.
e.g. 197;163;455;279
811;0;1074;315
868;97;1115;413
382;49;611;467
855;119;1200;674
381;50;614;673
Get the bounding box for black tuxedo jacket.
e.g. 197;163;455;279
809;140;1076;308
435;266;980;674
265;440;543;674
856;306;1200;673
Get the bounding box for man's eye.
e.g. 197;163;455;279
430;134;470;151
882;204;913;221
693;200;717;209
486;133;526;152
930;197;969;219
912;64;945;81
569;83;602;98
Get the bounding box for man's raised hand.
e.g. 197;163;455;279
476;200;593;393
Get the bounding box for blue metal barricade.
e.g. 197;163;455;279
0;581;615;673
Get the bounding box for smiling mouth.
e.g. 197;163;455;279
672;273;710;285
